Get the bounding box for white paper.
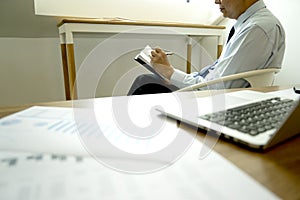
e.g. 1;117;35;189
0;105;279;199
0;142;279;200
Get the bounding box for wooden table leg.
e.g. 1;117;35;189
217;44;223;58
60;44;71;100
66;44;77;100
60;30;77;100
186;37;192;74
217;35;223;58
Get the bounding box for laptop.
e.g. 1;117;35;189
157;89;300;150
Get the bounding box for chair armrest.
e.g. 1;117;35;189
177;68;280;92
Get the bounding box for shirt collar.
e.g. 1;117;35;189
234;0;266;28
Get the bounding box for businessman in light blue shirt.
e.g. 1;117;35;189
128;0;285;95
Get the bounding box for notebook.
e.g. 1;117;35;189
157;89;300;150
134;45;168;81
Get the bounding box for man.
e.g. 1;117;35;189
128;0;285;95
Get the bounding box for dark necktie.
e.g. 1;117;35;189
227;26;235;43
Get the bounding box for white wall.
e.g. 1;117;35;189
0;38;66;106
264;0;300;85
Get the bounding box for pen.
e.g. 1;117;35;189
165;51;174;56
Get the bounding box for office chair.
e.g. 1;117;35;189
177;68;280;92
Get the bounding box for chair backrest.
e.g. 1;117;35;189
177;68;280;92
243;68;280;87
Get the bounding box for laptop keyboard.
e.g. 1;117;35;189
199;97;295;136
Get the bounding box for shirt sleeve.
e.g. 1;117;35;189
170;69;205;89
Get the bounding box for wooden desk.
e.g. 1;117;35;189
58;18;225;100
1;86;299;199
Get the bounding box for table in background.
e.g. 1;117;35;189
1;86;299;199
58;18;225;100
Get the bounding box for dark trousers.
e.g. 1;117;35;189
127;74;179;95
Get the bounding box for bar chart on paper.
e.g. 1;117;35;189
0;106;74;133
0;106;99;155
0;106;145;156
0;105;182;157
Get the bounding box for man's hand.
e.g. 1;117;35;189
150;47;174;80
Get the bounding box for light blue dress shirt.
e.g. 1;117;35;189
170;0;286;89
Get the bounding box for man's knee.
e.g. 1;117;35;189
136;74;160;84
128;73;178;95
